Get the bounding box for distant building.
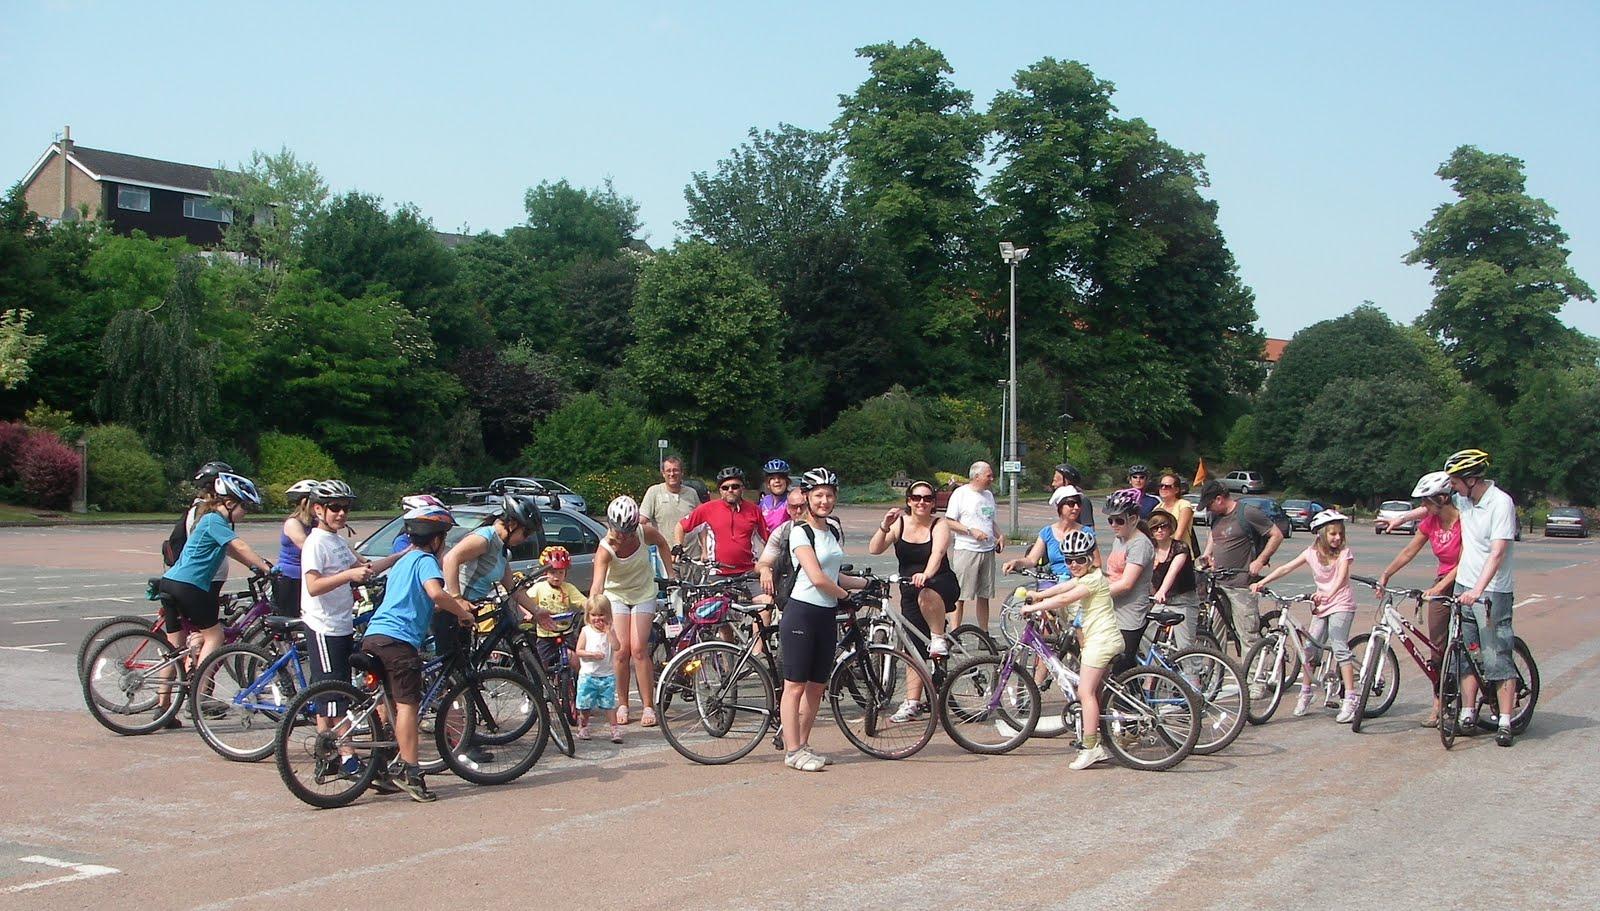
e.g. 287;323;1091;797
1260;337;1289;384
18;127;237;247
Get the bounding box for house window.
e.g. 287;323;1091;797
116;185;150;212
183;196;233;223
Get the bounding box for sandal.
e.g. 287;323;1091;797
616;704;630;725
1420;714;1439;728
640;707;657;728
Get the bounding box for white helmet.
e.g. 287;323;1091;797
1310;509;1349;533
285;479;319;504
1049;484;1083;508
401;493;444;510
1411;471;1453;498
607;495;639;532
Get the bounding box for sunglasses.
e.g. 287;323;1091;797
1107;516;1129;527
1060;499;1082;508
1065;555;1093;565
720;484;743;491
907;494;935;503
322;503;351;513
1149;523;1173;533
1129;474;1148;480
1158;482;1177;489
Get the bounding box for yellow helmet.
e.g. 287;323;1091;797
1443;448;1490;477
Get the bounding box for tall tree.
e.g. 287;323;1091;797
1406;145;1595;404
0;189;99;416
209;147;329;271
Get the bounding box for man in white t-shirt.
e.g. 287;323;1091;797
942;461;1004;631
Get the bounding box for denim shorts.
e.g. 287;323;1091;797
1457;586;1516;681
576;673;617;711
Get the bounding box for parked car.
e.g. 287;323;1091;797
490;476;587;514
1545;506;1589;538
1184;492;1208;526
1221;470;1267;495
1238;496;1292;538
355;503;607;592
1281;498;1326;532
1374;500;1418;535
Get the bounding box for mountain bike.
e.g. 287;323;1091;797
76;574;270;684
863;569;999;724
1436;593;1539;749
938;595;1202;770
1195;568;1248;659
1240;588;1388;725
189;614;311;761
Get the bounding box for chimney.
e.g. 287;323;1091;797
59;125;74;221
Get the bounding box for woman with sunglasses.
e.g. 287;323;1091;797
1147;507;1199;649
1374;471;1462;727
1003;485;1099;581
1156;472;1199;555
1103;489;1156;675
868;480;960;722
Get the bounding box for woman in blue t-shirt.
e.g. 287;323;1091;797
1003;485;1099;581
157;473;274;724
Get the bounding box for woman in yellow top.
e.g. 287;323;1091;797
1020;528;1122;770
1157;472;1199;555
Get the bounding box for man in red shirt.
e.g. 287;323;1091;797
678;466;766;599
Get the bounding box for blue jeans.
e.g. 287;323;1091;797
1456;586;1516;682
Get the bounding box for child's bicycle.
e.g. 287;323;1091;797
1240;588;1373;725
937;589;1201;771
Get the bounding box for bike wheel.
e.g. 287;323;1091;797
437;669;547;785
192;643;298;762
1472;637;1540;735
76;614;153;683
1242;634;1289;725
1349;633;1400;731
274;680;380;808
1438;641;1463;750
830;645;935;759
1171;647;1248;755
82;629;187;735
657;642;773;765
528;655;575;759
949;623;1000;660
1015;649;1073;738
938;654;1039;754
1100;666;1201;771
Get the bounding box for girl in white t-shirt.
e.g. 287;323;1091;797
574;594;621;743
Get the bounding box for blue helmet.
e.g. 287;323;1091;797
762;458;791;476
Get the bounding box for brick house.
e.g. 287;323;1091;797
18;127;237;247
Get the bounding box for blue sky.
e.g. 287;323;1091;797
4;1;1597;340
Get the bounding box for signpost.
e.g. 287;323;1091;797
657;439;668;470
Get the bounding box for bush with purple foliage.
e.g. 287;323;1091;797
16;432;81;508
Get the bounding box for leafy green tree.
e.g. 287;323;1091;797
1406;146;1595;404
1280;376;1435;503
1254;306;1454;478
626;243;782;462
210;147;329;269
522;179;641;264
558;254;638;367
519;393;660;479
452;231;554;344
0;309;43;390
0;189;100;417
452;345;565;462
1501;367;1600;501
789;386;935;482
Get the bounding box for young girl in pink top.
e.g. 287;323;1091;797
1251;510;1361;723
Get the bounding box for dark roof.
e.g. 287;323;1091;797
68;145;230;193
434;230;472;249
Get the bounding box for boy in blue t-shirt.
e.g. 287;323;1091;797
359;506;475;802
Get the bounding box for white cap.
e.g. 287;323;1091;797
1049;485;1084;507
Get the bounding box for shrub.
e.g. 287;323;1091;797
23;401;82;444
0;421;32;486
569;465;663;514
85;424;165;512
791;386;933;484
257;433;341;510
346;474;405;513
925;440;991;478
1064;423;1113;487
520;394;660;480
836;481;901;505
16;432;81;509
408;463;460;494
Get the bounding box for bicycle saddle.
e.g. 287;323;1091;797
1148;611;1185;627
264;615;305;634
349;650;385;676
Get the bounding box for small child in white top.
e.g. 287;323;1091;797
574;594;622;743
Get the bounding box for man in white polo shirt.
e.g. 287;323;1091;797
943;461;1004;631
1441;448;1520;746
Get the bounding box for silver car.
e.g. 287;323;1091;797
354;503;606;592
490;476;588;514
1374;500;1417;535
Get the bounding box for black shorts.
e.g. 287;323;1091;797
158;578;220;633
898;580;958;659
307;630;354;684
780;599;838;685
272;574;302;618
361;635;423;706
534;637;568;674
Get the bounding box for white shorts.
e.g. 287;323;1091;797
606;594;659;617
950;549;997;601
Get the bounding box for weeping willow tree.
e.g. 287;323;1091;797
97;257;220;465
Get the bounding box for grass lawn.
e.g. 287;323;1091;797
0;505;395;526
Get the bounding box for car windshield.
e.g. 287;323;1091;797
1551;507;1581;517
1241;498;1274;511
530;478;573;494
1380;501;1411;512
1284;500;1310;509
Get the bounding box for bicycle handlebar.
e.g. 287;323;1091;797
1255;587;1316;605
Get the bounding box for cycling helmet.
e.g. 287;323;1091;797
1054;463;1083;486
312;479;355;503
401;493;444;510
214;472;263;511
194;460;234;490
1060;528;1097;558
539;545;572;570
501;493;539;530
798;466;839;490
607;495;640;532
1444;448;1491;477
402;505;456;539
762;458;791;476
284;479;319;504
1104;488;1143;518
1411;471;1454;499
1049;484;1084;508
1309;509;1349;533
1127;464;1150;478
715;466;746;484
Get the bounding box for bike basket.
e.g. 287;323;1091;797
689;595;728;626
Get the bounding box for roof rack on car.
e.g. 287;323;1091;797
428;479;562;509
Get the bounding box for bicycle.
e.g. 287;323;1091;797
80;572;277;735
1194;567;1248;659
1435;593;1540;749
654;577;935;765
938;593;1202;770
863;569;999;721
996;568;1091;739
1129;600;1250;755
76;575;268;684
189;614;311;761
1240;588;1389;725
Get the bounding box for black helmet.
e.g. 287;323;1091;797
1127;464;1150;478
1054;462;1083;486
194;460;234;490
715;466;746;484
501;493;539;530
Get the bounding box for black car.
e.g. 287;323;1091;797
1545;506;1589;538
1238;496;1293;539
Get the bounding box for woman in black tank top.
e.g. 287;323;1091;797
868;481;961;716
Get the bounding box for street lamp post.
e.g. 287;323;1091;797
1000;242;1029;537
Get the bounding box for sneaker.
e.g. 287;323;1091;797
1496;726;1514;747
464;745;495;765
785;750;825;772
610;724;622;744
338;755;363;781
394;765;436;803
199;699;231;720
1248;682;1268;701
370;770;401;795
1069;744;1108;770
801;745;832;767
929;635;949;658
160;713;183;730
1459;708;1477;729
890;700;923;723
577;723;591;741
1336;695;1360;724
1293;687;1316;717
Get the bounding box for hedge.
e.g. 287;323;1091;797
85;424;165;512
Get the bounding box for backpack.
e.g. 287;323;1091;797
773;518;842;608
161;509;192;567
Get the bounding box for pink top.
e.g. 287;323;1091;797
762;503;788;535
1416;513;1462;578
1303;545;1355;617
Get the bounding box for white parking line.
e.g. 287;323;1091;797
11;618;59;624
1;855;120;894
0;643;66;653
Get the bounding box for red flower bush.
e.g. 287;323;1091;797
16;432;81;508
0;421;31;485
